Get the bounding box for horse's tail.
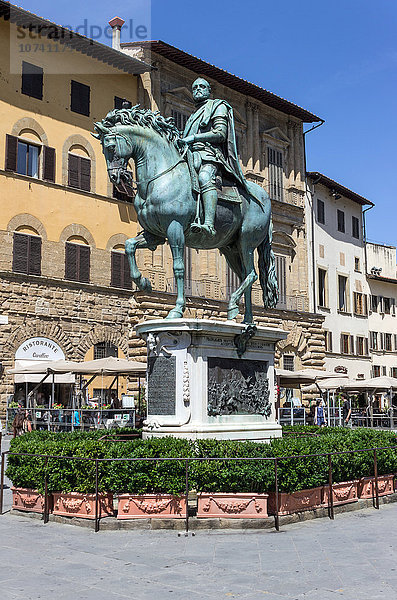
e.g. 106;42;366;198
257;221;279;309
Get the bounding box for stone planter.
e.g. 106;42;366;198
358;475;394;499
117;494;186;519
322;480;359;506
12;487;46;513
267;487;323;515
52;492;114;519
197;493;268;518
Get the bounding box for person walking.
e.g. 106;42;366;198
342;395;352;428
314;398;326;427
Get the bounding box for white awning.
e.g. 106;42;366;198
12;360;75;384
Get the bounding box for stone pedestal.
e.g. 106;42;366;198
136;319;287;442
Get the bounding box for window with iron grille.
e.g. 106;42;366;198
268;147;283;202
22;61;43;100
283;355;294;371
71;80;90;116
171;110;188;133
94;342;118;360
111;250;132;289
68;153;91;191
12;232;42;276
337;209;345;233
65;242;90;283
318;268;327;307
352;216;360;239
317;198;325;224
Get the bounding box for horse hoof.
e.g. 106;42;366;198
166;308;184;320
227;305;239;320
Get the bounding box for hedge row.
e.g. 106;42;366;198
6;428;397;495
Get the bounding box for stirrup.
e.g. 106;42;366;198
202;224;216;237
190;221;202;234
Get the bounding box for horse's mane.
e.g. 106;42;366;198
102;106;185;153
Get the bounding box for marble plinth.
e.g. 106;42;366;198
136;319;287;442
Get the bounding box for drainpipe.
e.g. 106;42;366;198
303;120;325;314
108;16;125;51
362;204;374;276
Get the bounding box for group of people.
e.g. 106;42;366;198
312;395;352;428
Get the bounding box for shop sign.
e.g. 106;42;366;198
15;337;65;361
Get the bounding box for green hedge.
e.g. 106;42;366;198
6;428;397;495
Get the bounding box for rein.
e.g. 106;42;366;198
111;130;188;199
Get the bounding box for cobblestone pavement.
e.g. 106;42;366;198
1;437;396;600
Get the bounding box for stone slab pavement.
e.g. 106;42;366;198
1;436;397;600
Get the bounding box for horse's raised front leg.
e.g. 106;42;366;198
228;245;258;323
125;231;165;292
166;220;186;319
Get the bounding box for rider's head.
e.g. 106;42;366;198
192;78;211;104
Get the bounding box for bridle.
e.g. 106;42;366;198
105;128;188;199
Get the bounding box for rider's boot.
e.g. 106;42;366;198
190;189;217;236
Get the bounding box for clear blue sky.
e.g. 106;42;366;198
15;0;397;246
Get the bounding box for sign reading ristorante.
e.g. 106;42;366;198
15;337;65;361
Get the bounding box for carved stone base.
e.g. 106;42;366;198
197;493;268;518
117;494;186;519
136;319;287;442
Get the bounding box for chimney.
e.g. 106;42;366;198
108;16;125;51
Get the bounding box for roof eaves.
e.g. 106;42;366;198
122;40;322;123
0;1;151;74
307;171;374;207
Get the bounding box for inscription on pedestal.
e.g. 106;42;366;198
207;357;270;417
147;356;176;415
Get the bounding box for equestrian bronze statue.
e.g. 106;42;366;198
92;79;278;323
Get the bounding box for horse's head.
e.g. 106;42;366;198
92;119;134;194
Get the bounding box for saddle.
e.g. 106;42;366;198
185;148;241;205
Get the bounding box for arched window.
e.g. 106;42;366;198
5;129;55;182
65;236;90;283
68;146;91;191
111;246;131;289
12;227;42;275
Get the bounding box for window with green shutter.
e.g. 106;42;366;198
111;251;131;289
68;153;91;191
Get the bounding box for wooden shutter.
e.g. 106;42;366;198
43;146;56;182
111;251;122;287
123;253;132;289
5;134;18;171
28;235;41;275
65;242;78;280
71;80;90;116
78;245;90;283
13;233;29;273
22;62;43;100
350;335;354;354
68;154;80;188
80;157;91;191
